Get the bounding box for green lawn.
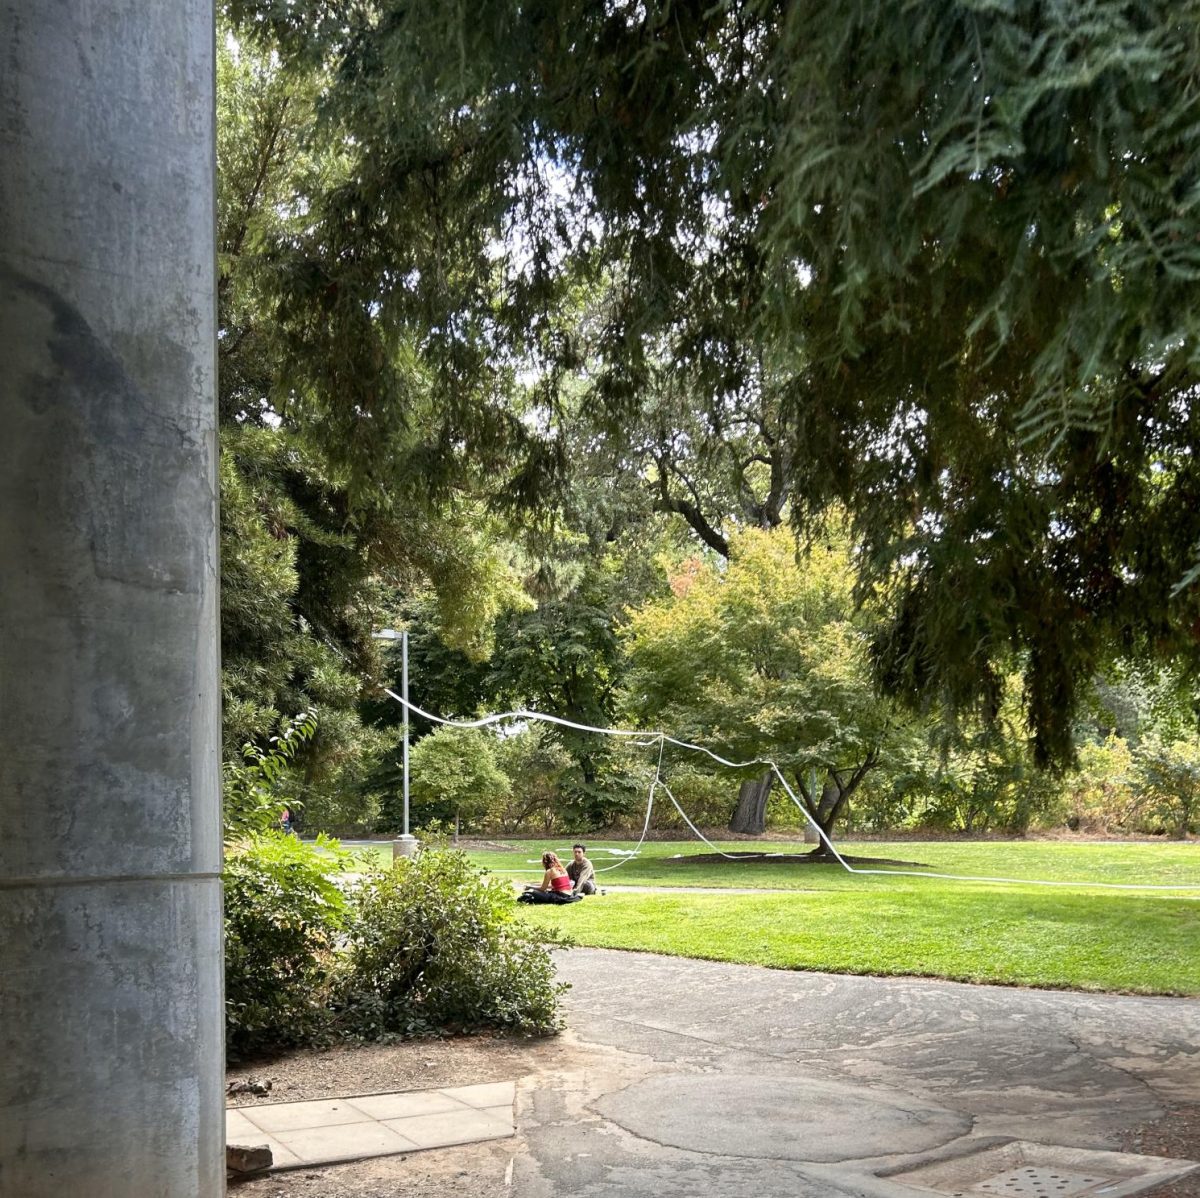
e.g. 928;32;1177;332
463;839;1200;995
463;837;1200;888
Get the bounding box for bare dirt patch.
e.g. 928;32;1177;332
1124;1102;1200;1197
227;1031;558;1108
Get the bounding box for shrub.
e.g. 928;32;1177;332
651;765;736;831
222;712;316;838
223;832;352;1059
494;725;574;832
1131;735;1200;837
1061;736;1135;832
336;849;567;1038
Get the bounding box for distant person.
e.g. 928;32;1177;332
517;852;581;904
567;843;597;895
278;807;297;837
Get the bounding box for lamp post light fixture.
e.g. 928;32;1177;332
372;628;418;859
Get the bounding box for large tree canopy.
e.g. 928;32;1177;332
216;30;532;827
622;527;912;838
227;0;1200;765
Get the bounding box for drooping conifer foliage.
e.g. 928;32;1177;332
226;0;1200;765
216;30;530;814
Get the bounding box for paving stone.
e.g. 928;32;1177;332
222;1085;519;1169
261;1137;303;1169
344;1091;472;1120
439;1081;516;1110
480;1103;515;1128
271;1119;420;1164
383;1107;514;1150
224;1109;264;1142
241;1098;371;1134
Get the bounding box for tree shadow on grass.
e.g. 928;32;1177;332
665;851;931;868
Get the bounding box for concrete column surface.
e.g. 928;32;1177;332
0;2;222;1196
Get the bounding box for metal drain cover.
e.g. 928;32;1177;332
972;1164;1112;1196
879;1140;1199;1198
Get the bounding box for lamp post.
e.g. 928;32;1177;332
373;628;418;858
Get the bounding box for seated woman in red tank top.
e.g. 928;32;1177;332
517;851;583;904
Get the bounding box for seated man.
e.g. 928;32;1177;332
567;843;597;895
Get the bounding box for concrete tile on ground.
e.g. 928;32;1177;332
270;1119;420;1165
438;1081;516;1110
241;1098;370;1134
227;1083;518;1170
225;1109;266;1143
479;1104;516;1128
382;1107;514;1150
260;1136;303;1169
344;1091;471;1120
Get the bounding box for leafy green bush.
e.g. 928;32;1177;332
650;765;735;831
1060;736;1135;832
223;832;352;1058
1132;735;1200;837
223;712;316;838
336;850;566;1038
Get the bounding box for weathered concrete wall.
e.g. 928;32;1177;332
0;2;222;1195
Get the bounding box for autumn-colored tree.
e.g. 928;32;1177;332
623;527;910;841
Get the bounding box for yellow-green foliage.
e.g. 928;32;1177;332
1132;736;1200;838
1063;736;1136;832
622;526;901;819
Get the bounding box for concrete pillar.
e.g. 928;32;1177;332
0;3;222;1196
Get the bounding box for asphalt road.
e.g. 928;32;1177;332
508;948;1200;1198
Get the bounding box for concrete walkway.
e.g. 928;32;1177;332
227;1081;514;1169
508;949;1200;1198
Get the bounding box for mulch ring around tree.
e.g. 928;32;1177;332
663;851;931;867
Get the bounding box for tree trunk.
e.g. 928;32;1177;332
453;811;460;845
729;771;773;834
800;775;840;846
580;753;597;793
802;759;879;859
818;774;840;836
